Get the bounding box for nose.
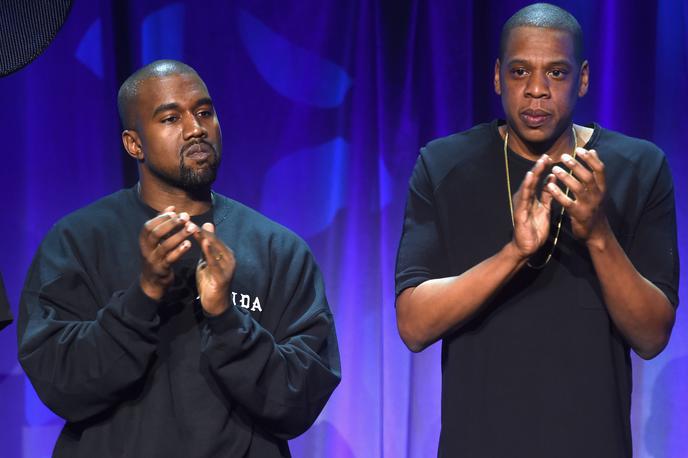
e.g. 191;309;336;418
182;113;207;140
525;71;550;99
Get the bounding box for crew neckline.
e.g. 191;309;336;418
491;119;602;166
128;185;215;222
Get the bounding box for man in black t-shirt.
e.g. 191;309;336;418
395;4;678;458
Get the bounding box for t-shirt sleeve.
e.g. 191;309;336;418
395;150;447;296
0;273;12;330
626;155;680;307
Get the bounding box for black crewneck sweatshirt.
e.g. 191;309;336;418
18;187;341;457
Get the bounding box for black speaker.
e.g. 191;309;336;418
0;0;73;76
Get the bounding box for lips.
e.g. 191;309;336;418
183;142;213;161
520;109;551;128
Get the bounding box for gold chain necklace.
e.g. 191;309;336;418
503;126;577;269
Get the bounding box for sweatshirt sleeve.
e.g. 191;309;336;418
200;239;341;440
17;226;160;423
0;273;12;331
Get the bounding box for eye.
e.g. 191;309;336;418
549;69;567;79
197;109;213;118
511;68;528;77
161;115;178;124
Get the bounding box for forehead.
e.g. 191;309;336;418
136;73;210;111
503;26;575;63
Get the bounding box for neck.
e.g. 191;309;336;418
502;123;578;163
138;174;212;216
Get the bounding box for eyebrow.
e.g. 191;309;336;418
152;102;180;118
507;58;573;67
151;97;214;118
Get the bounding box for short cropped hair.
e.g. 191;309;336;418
117;60;200;130
499;3;584;64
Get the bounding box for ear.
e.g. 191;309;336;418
494;59;502;95
577;60;589;97
122;130;143;161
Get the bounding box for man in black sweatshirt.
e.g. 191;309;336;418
18;60;341;457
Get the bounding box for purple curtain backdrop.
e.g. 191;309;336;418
0;1;686;457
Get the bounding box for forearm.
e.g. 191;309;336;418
18;282;160;422
396;241;527;352
201;306;340;439
587;222;675;359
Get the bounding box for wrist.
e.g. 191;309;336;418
139;276;164;301
585;217;613;253
201;298;230;316
502;241;529;269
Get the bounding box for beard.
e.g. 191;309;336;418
178;150;220;191
146;146;221;193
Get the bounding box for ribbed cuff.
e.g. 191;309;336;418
205;305;248;334
120;282;160;321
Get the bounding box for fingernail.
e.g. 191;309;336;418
186;222;197;233
552;166;564;174
561;153;573;164
548;183;558;191
179;212;190;221
576;147;587;155
182;240;190;248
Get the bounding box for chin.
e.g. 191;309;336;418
521;123;561;143
512;127;546;144
180;168;218;191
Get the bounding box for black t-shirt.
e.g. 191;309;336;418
395;120;679;458
0;273;12;330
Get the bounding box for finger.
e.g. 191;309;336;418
514;155;549;218
540;173;556;209
578;148;606;192
551;165;585;196
156;220;199;256
146;212;191;247
194;225;233;269
192;223;219;245
575;148;603;171
546;181;575;209
200;236;223;270
561;152;594;186
143;211;176;233
529;154;551;180
513;171;535;219
520;156;547;196
147;206;176;229
140;212;176;255
163;239;192;265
